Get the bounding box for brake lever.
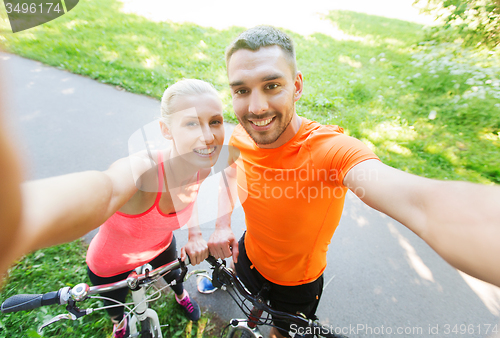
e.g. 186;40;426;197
38;313;77;333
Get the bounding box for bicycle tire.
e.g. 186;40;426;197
226;326;261;338
139;317;158;338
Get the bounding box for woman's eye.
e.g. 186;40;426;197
186;122;198;127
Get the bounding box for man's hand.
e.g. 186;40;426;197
181;233;209;266
208;227;239;263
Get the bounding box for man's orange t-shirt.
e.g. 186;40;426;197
229;117;379;286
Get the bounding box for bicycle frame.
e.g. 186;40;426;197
204;256;347;338
128;264;163;338
1;257;195;337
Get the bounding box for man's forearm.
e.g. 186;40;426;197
208;168;240;261
420;180;500;287
216;170;238;229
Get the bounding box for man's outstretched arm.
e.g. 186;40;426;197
344;159;500;287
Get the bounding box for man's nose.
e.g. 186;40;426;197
248;90;268;115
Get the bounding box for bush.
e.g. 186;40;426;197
416;0;500;47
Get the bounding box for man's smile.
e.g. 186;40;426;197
248;116;276;130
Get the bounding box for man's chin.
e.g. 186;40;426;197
244;129;278;146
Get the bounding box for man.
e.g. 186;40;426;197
204;26;500;338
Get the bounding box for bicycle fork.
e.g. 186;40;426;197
228;307;264;338
128;265;163;338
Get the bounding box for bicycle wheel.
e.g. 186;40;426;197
139;317;159;338
226;326;261;338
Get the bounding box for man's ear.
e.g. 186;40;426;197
293;71;304;102
159;120;173;140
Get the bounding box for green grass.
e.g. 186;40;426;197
0;241;218;338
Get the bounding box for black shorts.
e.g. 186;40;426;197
234;233;324;337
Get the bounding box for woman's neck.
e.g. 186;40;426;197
163;148;198;189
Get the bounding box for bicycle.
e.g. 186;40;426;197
202;256;347;338
1;257;202;338
2;256;347;338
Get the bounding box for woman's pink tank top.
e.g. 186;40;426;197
86;152;199;277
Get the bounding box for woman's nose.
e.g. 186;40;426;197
201;125;215;144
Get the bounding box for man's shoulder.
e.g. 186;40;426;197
302;118;347;144
302;119;376;160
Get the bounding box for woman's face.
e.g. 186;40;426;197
163;93;224;169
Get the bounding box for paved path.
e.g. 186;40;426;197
2;52;500;337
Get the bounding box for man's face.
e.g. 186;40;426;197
227;46;302;147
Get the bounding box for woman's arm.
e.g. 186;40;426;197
6;155;151;270
0;107;24;277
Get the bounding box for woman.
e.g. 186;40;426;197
85;79;224;337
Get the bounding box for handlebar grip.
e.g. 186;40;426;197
1;291;60;313
205;255;218;266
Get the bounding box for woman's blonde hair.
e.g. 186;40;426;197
160;79;219;127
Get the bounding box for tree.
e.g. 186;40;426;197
416;0;500;47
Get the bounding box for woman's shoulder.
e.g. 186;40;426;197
119;150;163;191
127;149;165;169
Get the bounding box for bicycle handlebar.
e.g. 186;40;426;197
1;291;60;313
2;255;346;338
205;256;347;338
1;256;190;315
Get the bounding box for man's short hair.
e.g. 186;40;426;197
225;26;297;75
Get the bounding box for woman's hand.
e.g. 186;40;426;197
181;232;208;265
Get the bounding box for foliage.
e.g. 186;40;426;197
416;0;500;47
0;241;217;337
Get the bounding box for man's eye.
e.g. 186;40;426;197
235;89;248;95
211;120;222;125
266;83;279;90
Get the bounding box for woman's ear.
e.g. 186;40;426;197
159;120;173;140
